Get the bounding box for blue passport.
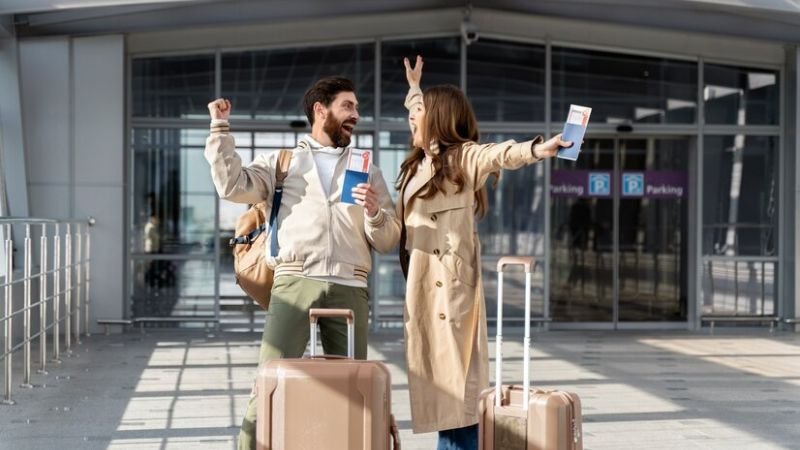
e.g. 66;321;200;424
557;104;592;161
341;170;370;204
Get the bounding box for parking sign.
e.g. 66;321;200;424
588;173;611;196
622;173;645;196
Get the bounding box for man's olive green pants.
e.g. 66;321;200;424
238;276;370;450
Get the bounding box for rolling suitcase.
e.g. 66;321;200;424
478;257;583;450
255;308;400;450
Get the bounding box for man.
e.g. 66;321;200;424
142;214;160;288
205;76;400;450
143;214;160;254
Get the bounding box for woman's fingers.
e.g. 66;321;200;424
552;133;573;148
405;55;424;85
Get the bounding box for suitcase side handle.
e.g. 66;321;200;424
496;256;534;273
495;256;536;409
308;308;355;359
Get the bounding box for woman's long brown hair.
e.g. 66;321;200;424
395;85;496;218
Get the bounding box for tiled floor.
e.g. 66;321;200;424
1;328;799;449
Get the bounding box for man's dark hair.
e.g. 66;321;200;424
303;76;356;126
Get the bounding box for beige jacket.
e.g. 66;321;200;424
205;121;400;283
399;86;545;433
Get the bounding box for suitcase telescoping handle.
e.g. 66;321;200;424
495;256;534;409
308;308;355;359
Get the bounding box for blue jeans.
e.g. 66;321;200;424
437;424;478;450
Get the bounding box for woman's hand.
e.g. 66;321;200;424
404;55;424;88
533;133;573;160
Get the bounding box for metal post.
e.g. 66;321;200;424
84;228;91;337
52;224;61;363
3;225;15;404
74;225;82;344
21;224;32;388
38;224;48;375
523;270;531;408
64;224;72;355
495;269;503;408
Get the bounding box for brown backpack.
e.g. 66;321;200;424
229;149;292;309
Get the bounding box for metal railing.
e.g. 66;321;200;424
701;256;777;316
0;217;93;405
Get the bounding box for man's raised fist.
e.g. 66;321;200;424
208;98;231;121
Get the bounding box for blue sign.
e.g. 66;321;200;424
622;173;645;196
588;173;611;196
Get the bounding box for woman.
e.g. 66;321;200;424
396;56;572;450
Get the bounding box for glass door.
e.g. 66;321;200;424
550;139;615;322
129;128;218;324
550;136;691;325
617;138;689;322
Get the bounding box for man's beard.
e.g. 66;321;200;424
322;114;355;148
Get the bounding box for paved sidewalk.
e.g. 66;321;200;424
1;328;799;449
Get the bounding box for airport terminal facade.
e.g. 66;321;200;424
2;4;796;331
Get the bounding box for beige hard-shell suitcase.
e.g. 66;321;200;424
478;257;583;450
255;308;400;450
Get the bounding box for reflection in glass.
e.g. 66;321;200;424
373;130;408;322
381;38;461;120
467;39;545;122
130;259;215;318
377;130;411;200
375;253;404;323
617;138;689;321
550;139;615;321
132;55;215;118
129;38;783;327
131;128;217;255
479;133;546;256
703;136;777;256
552;47;697;124
704;64;778;125
410;131;549;321
702;260;774;315
550;138;690;322
221;44;375;121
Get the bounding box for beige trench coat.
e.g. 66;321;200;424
399;86;544;433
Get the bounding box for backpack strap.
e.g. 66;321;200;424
267;149;292;256
275;149;291;187
229;150;292;247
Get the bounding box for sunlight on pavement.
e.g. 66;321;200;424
640;338;800;383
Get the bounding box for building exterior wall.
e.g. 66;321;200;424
7;7;793;331
18;35;125;331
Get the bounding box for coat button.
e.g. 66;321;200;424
439;313;446;320
431;214;438;222
433;248;440;256
436;281;443;287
